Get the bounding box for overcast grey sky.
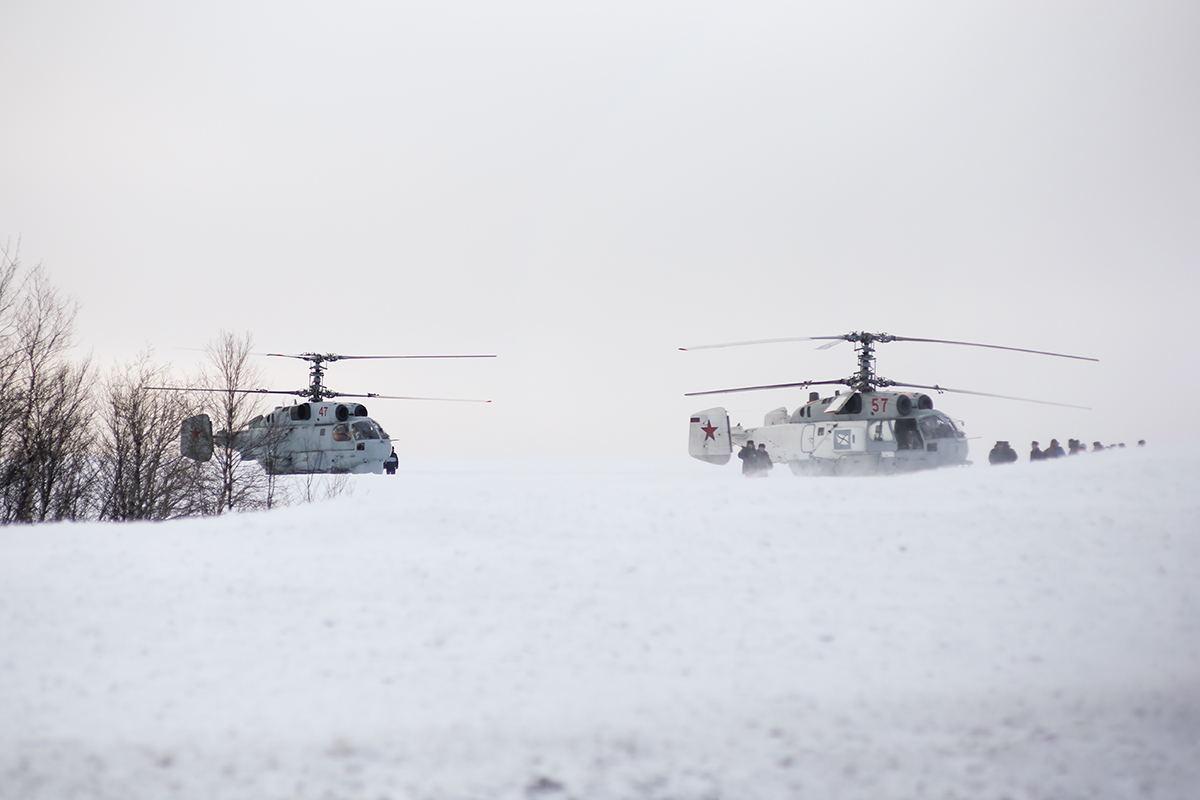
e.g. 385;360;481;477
2;1;1197;458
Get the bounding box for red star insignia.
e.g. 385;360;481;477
701;422;718;441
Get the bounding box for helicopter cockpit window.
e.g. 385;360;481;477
352;420;380;440
332;423;351;442
919;415;957;440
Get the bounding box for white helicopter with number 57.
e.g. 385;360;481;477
682;331;1097;475
149;351;494;475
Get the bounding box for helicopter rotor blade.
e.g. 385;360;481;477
885;381;1092;410
679;335;846;352
816;340;845;350
887;336;1098;362
684;379;847;397
262;352;497;361
327;391;492;403
143;385;305;397
335;354;497;360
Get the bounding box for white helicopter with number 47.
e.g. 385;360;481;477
683;331;1097;475
149;351;494;475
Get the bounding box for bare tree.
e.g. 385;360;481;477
260;414;289;509
94;353;201;521
298;471;353;504
0;246;305;523
0;262;95;522
0;242;27;475
204;331;268;513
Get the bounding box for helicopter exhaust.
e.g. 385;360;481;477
181;414;214;462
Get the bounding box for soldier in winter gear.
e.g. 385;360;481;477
738;440;758;476
989;441;1017;464
755;443;773;476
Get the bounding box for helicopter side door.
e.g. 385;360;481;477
800;424;816;453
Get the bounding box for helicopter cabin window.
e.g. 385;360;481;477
332;423;351;442
870;420;895;443
835;394;863;415
352;421;380;440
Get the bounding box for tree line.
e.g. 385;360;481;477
0;245;335;525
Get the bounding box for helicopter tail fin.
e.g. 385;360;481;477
689;407;732;465
181;414;214;462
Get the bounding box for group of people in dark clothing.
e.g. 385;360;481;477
737;440;774;477
990;438;1145;464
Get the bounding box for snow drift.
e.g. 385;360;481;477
2;450;1198;799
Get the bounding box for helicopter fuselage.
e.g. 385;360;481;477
689;390;970;475
183;400;394;475
240;401;393;475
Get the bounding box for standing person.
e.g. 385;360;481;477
1030;441;1044;461
1045;439;1066;458
384;447;398;475
755;442;774;476
738;440;757;477
1092;441;1105;452
989;441;1016;464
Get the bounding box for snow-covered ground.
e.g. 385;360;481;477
2;450;1198;799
